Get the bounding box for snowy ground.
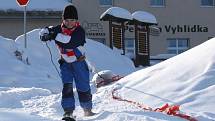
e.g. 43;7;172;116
0;30;215;121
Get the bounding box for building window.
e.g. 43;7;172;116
150;0;165;7
99;0;113;6
125;38;135;59
167;38;189;54
201;0;214;7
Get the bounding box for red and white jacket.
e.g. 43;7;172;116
55;23;86;63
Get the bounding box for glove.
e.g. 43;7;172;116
39;28;49;36
58;58;65;66
39;28;51;42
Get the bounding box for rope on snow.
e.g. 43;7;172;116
111;87;198;121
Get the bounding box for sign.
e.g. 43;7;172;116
82;21;106;37
159;25;208;34
16;0;29;6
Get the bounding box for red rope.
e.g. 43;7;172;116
112;88;198;121
112;88;152;111
96;75;124;88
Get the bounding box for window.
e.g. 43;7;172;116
150;0;165;7
167;38;189;54
201;0;214;7
99;0;113;6
67;0;72;3
125;38;135;58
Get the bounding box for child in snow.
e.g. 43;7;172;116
39;4;95;119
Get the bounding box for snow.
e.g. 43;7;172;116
115;37;215;120
0;29;136;121
1;1;215;120
132;11;157;24
100;7;132;20
0;0;70;11
100;8;157;24
1;30;215;120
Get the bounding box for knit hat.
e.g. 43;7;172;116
62;5;78;20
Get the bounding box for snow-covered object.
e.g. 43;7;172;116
92;70;114;86
132;11;157;24
100;7;132;21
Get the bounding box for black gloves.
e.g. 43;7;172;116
39;27;55;42
40;33;52;42
39;27;49;41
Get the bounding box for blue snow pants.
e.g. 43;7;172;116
60;60;92;112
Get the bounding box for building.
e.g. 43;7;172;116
0;10;62;39
1;0;215;59
0;0;69;39
73;0;215;58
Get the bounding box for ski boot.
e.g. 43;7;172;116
83;109;96;116
62;111;76;121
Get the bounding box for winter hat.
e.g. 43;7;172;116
62;5;78;20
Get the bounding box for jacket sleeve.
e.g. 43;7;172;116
47;25;62;40
70;26;86;47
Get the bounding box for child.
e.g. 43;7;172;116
39;4;95;119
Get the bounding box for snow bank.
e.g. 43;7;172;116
0;29;135;93
0;87;51;108
117;37;215;114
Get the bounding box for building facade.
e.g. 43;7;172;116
0;11;62;39
1;0;215;58
73;0;215;57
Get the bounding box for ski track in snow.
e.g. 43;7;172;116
0;82;214;121
0;86;189;121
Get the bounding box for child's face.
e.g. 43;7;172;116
63;19;77;29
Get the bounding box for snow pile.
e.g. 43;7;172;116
114;37;215;120
14;29;135;76
0;29;135;93
85;40;135;75
0;32;62;93
1;28;215;120
0;29;135;120
0;87;51;108
132;11;157;24
100;7;132;20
